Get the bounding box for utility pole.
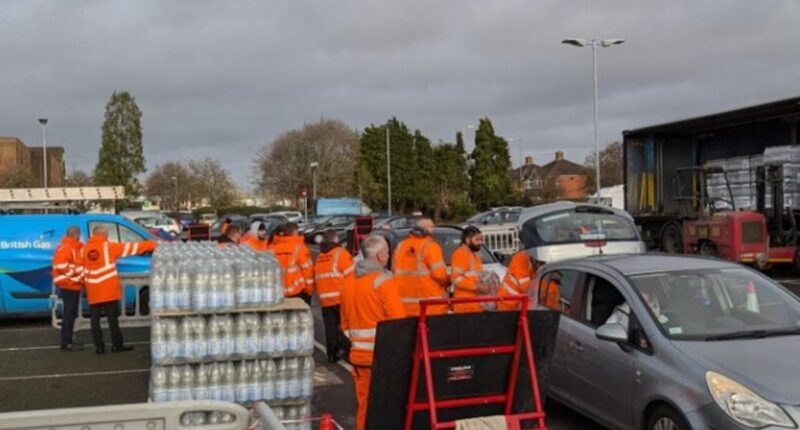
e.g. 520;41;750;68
386;125;392;216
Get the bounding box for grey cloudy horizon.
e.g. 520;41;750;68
2;0;798;189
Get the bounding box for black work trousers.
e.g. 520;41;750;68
60;289;81;347
89;300;124;349
294;291;312;307
322;304;347;360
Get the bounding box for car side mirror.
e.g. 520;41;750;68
596;323;628;343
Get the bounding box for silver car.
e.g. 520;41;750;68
517;201;646;263
538;254;800;430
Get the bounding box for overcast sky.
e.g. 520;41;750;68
2;1;799;188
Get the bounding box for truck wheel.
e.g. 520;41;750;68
660;223;683;254
699;241;718;257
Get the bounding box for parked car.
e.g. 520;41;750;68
198;213;218;226
210;215;250;241
270;211;304;224
176;213;196;227
130;214;181;237
373;215;420;230
300;214;359;244
368;225;507;280
249;213;289;225
538;253;800;430
517;201;646;263
465;208;521;227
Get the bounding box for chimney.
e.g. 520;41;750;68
555;150;564;161
524;156;533;166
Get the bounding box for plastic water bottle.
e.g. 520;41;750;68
207;317;222;359
222;362;236;402
195;364;210;400
285;407;298;430
151;320;167;363
248;360;261;401
165;268;178;311
298;404;311;430
235;261;249;306
248;314;261;356
221;316;235;356
181;364;195;400
287;357;300;399
179;318;193;360
192;317;208;359
263;262;275;305
208;262;221;310
249;260;263;304
151;366;168;402
286;312;299;353
168;365;182;401
221;262;236;310
275;359;288;400
165;319;180;361
298;311;314;353
235;362;249;402
178;265;192;310
261;313;275;354
301;356;314;398
150;267;165;311
261;359;275;400
193;264;209;311
235;315;249;356
208;363;222;401
273;313;287;353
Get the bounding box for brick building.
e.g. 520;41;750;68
0;137;65;187
512;150;588;203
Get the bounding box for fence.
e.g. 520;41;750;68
51;274;151;331
480;225;521;256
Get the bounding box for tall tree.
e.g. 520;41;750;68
144;162;193;212
188;158;238;211
94;91;145;204
468;117;514;210
255;119;359;202
584;141;624;193
432;143;474;221
411;130;435;212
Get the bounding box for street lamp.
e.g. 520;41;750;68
309;161;319;201
38;118;48;188
562;37;625;193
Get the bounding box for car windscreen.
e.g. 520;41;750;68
435;231;495;265
520;207;638;247
628;268;800;341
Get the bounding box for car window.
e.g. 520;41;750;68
120;224;144;242
88;221;120;242
520;207;638;247
581;274;627;328
538;269;580;315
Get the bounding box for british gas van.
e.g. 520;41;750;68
0;214;156;317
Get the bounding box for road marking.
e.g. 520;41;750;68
0;368;150;382
314;340;353;372
0;340;150;353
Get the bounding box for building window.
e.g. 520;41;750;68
523;179;534;190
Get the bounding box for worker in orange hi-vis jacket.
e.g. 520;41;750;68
451;226;492;313
340;235;406;430
498;249;540;311
52;225;85;351
314;229;355;363
81;225;157;355
241;221;270;252
392;216;449;316
271;222;314;305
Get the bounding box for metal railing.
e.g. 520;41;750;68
480;225;521;256
51;274;151;331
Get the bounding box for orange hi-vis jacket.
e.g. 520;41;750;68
392;234;449;316
52;236;84;292
539;278;562;310
313;245;355;308
450;245;484;313
241;234;270;252
271;235;314;297
498;251;536;311
341;260;406;367
81;235;157;305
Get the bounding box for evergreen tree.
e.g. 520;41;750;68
469;117;513;210
356;118;418;213
94;91;145;203
433;143;475;221
411;130;435;212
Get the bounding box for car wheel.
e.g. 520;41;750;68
647;405;689;430
660;223;683;254
313;233;323;244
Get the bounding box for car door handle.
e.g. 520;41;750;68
569;340;583;352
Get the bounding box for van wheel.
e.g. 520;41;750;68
647;405;689;430
660;223;683;254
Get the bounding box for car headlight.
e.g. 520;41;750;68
706;371;795;428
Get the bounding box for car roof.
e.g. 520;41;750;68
555;253;739;276
517;201;634;226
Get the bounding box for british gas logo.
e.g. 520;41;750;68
0;240;53;250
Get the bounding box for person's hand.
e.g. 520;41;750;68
476;284;491;295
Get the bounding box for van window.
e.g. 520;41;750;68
88;222;144;243
120;224;144;242
88;222;120;242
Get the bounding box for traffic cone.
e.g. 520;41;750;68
746;281;760;313
319;413;334;430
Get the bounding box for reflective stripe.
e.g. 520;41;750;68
103;242;110;265
342;265;355;276
502;283;521;296
331;248;343;277
372;273;392;289
300;262;312;269
53;274;69;283
517;276;531;284
452;275;465;284
305;278;314;285
451;267;465;274
395;269;430;277
132;243;139;255
351;341;375;351
53;263;70;270
286;267;299;273
318;291;340;299
401;296;443;304
316;272;341;280
464;270;480;277
122;243;131;257
347;328;376;338
429;261;445;271
85;270;118;284
88;264;116;276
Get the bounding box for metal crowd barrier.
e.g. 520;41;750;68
51;274;152;331
480;225;521;256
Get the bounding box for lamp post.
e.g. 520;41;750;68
562;37;624;193
38;118;48;188
309;161;319;201
386;125;392;216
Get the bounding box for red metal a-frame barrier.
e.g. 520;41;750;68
403;296;547;430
